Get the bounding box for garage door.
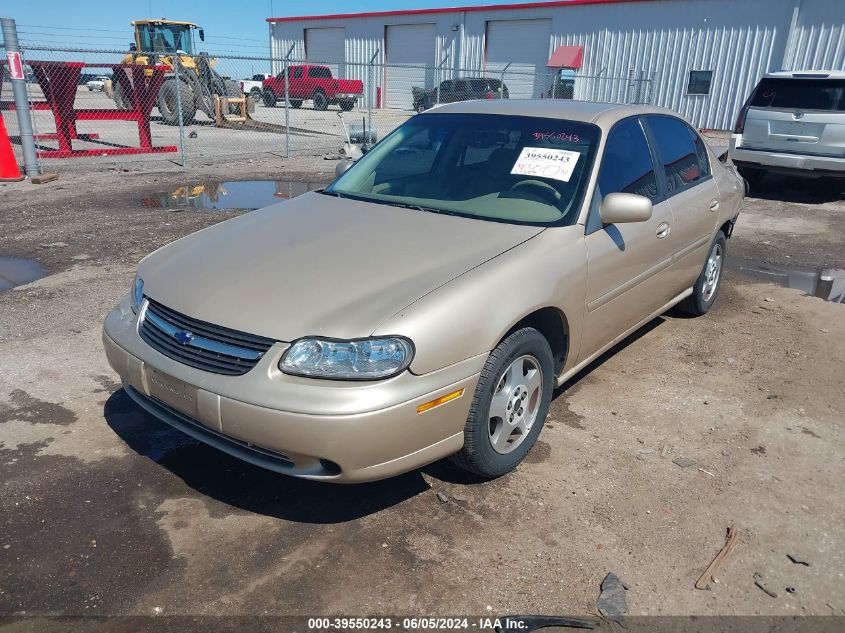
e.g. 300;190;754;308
386;24;436;110
306;27;345;77
485;19;552;99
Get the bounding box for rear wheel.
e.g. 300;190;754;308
677;231;726;316
249;87;261;101
112;79;129;110
736;165;765;194
450;327;554;478
313;90;328;111
157;79;196;126
262;88;276;107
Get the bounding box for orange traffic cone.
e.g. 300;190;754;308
0;115;24;182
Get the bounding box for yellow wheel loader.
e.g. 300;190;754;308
108;19;242;126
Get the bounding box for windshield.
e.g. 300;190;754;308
328;113;599;226
139;24;194;55
751;78;845;111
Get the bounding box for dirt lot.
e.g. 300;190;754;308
0;157;843;627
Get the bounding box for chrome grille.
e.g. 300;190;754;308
139;298;275;376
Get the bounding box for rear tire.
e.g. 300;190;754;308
262;88;276;107
677;231;727;317
736;165;765;194
249;88;261;101
112;79;129;110
450;327;554;479
313;90;328;111
157;79;196;126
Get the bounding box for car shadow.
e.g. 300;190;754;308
749;173;843;204
104;389;431;524
553;316;665;398
104;316;669;518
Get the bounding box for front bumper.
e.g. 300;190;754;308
102;295;483;482
729;135;845;176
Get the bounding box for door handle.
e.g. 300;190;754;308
709;199;720;212
656;222;671;239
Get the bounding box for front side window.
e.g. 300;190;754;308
647;115;706;194
598;118;658;202
328;113;600;226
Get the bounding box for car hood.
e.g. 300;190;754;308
139;192;543;341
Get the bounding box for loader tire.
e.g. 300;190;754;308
157;79;196;126
112;80;129;110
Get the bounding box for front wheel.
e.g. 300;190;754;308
677;231;726;316
262;88;276;107
450;327;554;478
312;90;328;111
157;79;196;126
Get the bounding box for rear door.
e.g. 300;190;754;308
741;77;845;156
644;115;720;288
580;117;677;362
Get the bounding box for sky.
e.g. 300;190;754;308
5;1;558;57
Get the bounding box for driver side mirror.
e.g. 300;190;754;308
335;158;355;178
599;193;652;224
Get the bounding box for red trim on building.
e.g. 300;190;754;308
267;0;658;23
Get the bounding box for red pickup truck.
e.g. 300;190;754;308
262;65;363;111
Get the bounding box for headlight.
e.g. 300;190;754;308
131;275;144;313
280;337;414;380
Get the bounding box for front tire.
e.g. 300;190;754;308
678;231;726;316
313;90;328;111
157;79;196;126
450;327;554;478
262;88;276;107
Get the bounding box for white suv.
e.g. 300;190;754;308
729;71;844;190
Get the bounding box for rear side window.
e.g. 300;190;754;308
598;118;658;202
307;67;332;79
751;78;845;111
647;116;708;194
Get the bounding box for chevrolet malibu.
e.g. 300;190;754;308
103;100;744;482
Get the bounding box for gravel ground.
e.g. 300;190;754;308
0;157;843;627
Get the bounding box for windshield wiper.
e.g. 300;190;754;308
318;189;345;198
386;201;457;216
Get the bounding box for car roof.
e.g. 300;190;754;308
764;70;845;79
420;99;682;130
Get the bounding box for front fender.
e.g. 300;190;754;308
374;227;588;376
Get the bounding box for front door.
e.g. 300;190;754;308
580;117;677;362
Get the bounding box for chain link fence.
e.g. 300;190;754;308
1;42;654;169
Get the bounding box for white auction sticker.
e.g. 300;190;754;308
510;147;581;182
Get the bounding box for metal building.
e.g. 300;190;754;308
267;0;845;129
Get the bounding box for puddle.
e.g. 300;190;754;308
0;257;47;291
140;180;326;211
728;257;845;303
